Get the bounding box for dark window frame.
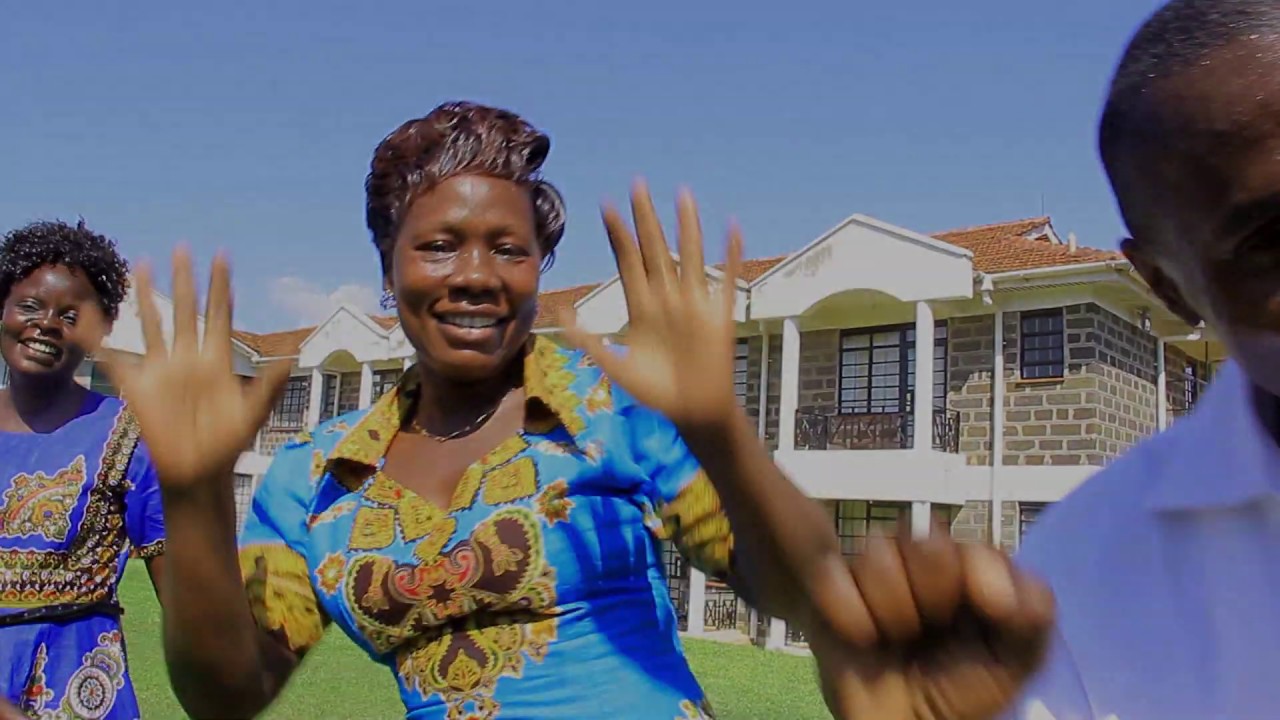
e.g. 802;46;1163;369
1019;309;1066;380
733;339;750;406
373;368;402;402
837;321;948;415
1018;501;1048;541
834;500;908;557
1182;361;1199;413
270;375;310;429
318;372;339;422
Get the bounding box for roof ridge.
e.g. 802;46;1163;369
934;216;1051;236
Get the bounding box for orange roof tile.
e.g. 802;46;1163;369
933;217;1122;273
534;283;599;329
232;326;315;358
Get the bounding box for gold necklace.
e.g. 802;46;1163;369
405;406;498;442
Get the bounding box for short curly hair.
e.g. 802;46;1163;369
0;219;131;321
365;101;567;273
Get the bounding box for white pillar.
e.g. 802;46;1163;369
777;318;801;452
911;500;932;539
686;569;707;635
1156;341;1168;431
913;301;934;452
358;363;374;409
757;330;770;440
306;367;323;429
990;309;1005;548
766;616;787;650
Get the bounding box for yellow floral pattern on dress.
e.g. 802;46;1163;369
583;376;613;416
0;456;88;542
315;552;346;596
343;506;558;658
535;479;574;526
675;698;718;719
240;543;327;653
309;450;327;485
660;471;734;577
397;614;559;720
307;500;357;529
481;457;538;506
349;507;397;550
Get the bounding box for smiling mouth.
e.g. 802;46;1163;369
20;338;63;361
437;314;506;330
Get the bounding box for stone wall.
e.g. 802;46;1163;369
950;500;1019;551
947;314;997;465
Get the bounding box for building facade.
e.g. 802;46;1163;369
14;214;1223;650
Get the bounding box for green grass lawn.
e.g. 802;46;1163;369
118;563;827;718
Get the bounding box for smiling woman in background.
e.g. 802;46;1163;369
0;220;167;719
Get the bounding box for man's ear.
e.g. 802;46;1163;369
1122;236;1203;327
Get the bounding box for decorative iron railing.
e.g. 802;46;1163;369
703;585;739;631
795;409;960;453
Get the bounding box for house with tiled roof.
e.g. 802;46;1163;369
18;211;1222;651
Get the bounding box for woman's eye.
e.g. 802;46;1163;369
422;240;454;253
496;244;530;258
62;311;78;326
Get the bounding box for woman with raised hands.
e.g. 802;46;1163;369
104;101;1054;720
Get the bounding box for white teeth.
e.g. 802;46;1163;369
441;315;499;329
23;340;59;356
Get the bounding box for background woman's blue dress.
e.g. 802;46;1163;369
0;393;165;720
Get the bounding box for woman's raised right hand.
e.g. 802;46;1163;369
101;247;291;494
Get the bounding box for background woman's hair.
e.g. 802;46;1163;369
365;101;567;273
0;219;131;321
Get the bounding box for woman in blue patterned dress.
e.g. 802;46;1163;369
0;220;166;720
107;103;1053;720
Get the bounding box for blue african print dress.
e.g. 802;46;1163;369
240;337;733;719
0;393;165;720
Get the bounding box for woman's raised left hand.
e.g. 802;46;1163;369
561;181;742;432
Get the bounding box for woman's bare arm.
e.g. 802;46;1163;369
159;480;299;719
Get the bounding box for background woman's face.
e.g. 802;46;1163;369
389;175;543;383
0;264;101;383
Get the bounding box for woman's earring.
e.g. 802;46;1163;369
380;288;397;310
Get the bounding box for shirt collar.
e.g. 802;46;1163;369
1146;360;1280;512
327;335;587;469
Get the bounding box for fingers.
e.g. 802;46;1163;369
675;188;708;297
900;534;964;628
803;553;880;648
73;302;112;359
850;537;922;644
718;222;743;317
170;245;199;358
957;543;1020;623
601;205;652;326
133;261;167;358
203;251;234;371
557;307;629;381
96;348;139;398
629;180;677;294
244;360;293;430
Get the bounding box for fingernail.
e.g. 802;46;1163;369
974;552;1019;613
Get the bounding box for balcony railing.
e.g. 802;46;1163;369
794;408;960;453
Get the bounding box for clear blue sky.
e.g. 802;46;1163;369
1;0;1161;332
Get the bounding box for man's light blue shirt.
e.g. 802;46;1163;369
1010;361;1280;719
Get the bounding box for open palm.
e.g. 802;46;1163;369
562;183;742;429
102;248;290;491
